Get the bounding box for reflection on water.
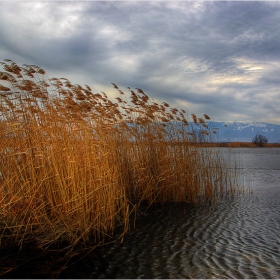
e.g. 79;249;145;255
63;148;280;279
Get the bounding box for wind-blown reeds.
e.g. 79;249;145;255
0;59;239;252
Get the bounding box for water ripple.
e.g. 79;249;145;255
61;148;280;279
84;191;280;279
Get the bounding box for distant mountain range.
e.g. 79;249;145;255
205;122;280;143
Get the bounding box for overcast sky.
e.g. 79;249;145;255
1;1;280;124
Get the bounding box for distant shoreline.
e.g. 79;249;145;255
195;142;280;148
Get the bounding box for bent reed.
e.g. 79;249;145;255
0;59;239;253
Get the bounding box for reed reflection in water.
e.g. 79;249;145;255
63;148;280;279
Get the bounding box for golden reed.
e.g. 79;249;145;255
0;59;240;253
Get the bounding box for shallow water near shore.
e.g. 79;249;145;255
61;147;280;279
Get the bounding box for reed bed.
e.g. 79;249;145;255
0;59;239;254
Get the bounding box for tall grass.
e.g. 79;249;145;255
0;59;239;252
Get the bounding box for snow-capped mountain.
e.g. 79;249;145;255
206;122;280;143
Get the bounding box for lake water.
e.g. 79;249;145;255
60;147;280;279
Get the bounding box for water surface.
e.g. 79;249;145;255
63;148;280;279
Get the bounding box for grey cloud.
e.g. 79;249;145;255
1;1;280;124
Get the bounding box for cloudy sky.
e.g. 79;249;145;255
1;1;280;124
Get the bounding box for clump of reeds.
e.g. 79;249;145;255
0;59;239;253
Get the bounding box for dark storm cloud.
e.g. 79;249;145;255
0;1;280;124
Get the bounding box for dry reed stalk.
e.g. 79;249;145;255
0;59;240;256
